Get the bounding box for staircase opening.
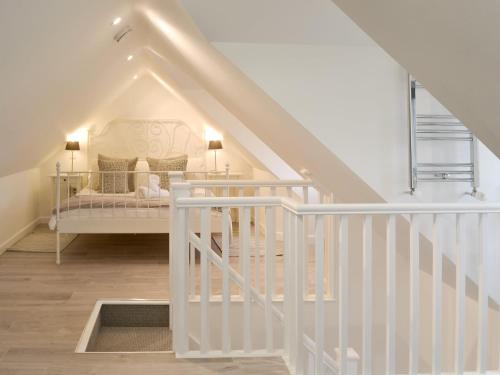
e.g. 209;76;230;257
76;300;172;353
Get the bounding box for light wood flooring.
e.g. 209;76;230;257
0;233;289;374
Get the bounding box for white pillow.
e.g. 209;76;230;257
134;159;150;191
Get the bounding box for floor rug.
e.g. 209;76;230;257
7;224;77;253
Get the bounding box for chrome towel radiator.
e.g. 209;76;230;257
408;77;479;194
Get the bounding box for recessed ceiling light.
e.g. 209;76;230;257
133;74;138;80
112;17;122;26
127;55;134;61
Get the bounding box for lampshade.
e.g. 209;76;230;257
208;140;222;150
65;141;80;151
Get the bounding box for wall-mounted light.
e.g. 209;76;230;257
66;128;88;143
205;126;223;141
112;17;122;26
127;55;134;61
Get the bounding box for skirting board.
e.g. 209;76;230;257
0;216;49;255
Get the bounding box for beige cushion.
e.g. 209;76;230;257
146;154;187;171
97;159;129;194
147;155;188;189
96;154;138;192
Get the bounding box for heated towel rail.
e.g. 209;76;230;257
408;77;479;194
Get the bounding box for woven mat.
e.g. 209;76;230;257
7;225;77;253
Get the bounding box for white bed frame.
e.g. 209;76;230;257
54;165;229;264
54;163;317;265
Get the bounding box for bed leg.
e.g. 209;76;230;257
56;231;61;265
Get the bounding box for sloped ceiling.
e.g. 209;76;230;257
0;0;142;177
330;0;500;157
0;0;383;205
179;0;373;45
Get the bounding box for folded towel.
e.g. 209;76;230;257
138;186;170;199
148;174;160;191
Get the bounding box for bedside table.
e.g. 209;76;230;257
48;173;83;207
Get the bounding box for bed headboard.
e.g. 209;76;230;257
88;119;206;171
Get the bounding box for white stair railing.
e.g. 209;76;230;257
170;181;500;375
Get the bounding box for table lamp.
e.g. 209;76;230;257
65;141;80;172
208;140;222;171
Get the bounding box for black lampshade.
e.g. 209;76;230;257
208;140;222;150
65;141;80;151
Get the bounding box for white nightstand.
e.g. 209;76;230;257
48;173;84;207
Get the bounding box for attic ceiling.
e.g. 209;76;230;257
0;0;306;179
179;0;373;45
2;0;497;206
0;0;141;177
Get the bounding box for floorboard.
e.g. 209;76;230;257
0;233;289;374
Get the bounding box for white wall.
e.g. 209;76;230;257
214;42;500;205
215;42;500;298
0;169;40;253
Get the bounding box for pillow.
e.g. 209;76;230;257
147;155;188;189
99;154;138;192
97;159;129;194
146;154;188;171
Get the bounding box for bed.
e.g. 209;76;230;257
51;119;230;264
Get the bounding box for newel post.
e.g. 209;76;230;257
169;179;191;355
168;172;186;313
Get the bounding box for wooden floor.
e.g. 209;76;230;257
0;233;289;375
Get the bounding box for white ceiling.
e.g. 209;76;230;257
179;0;374;45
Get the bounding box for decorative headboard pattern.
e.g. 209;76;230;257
88;119;206;171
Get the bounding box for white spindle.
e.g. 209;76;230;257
293;214;305;373
409;214;420;375
254;187;261;293
200;207;210;353
55;162;61;265
242;207;252;353
283;209;291;357
315;215;325;375
189;243;195;298
477;213;488;374
238;187;244;272
432;214;442;375
265;206;275;352
101;172;104;213
113;172;116;214
362;215;373;375
303;187;309;297
173;199;189;354
67;171;70;215
455;214;465;375
339;215;349;375
271;186;277;196
302;186;309;204
78;173;81;218
386;215;396;375
326;193;336;298
221;207;231;353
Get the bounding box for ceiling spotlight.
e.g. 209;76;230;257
127;55;134;61
113;25;133;43
112;17;122;26
133;74;138;80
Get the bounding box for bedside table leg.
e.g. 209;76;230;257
56;231;61;265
